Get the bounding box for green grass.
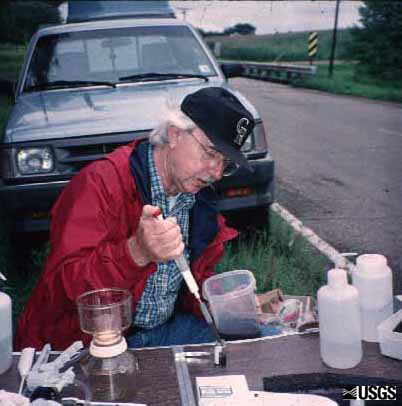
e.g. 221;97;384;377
206;29;353;62
0;43;26;81
0;43;20;139
217;210;328;297
0;208;12;282
0;94;13;137
291;63;402;103
1;236;48;326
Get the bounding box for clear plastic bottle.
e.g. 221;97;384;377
352;254;393;342
0;289;13;374
318;268;362;369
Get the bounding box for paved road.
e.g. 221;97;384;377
231;78;402;294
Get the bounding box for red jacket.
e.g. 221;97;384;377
15;140;237;350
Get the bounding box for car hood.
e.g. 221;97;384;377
5;81;259;143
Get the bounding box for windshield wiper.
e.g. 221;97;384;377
118;73;209;82
26;80;117;91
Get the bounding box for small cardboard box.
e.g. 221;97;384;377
257;289;318;333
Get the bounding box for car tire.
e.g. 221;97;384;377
224;205;271;234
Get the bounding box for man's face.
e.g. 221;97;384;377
167;126;227;194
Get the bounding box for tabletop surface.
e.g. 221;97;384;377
1;333;401;406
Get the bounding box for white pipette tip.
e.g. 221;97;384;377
18;347;35;394
0;272;6;281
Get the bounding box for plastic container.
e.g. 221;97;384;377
0;290;13;375
352;254;393;342
378;309;402;360
318;268;362;369
202;270;259;339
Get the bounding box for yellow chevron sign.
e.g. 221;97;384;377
308;32;318;58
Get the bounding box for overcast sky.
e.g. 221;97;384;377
170;1;363;34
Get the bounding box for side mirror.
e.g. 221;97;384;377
220;63;244;78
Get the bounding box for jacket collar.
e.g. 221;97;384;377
129;139;152;204
129;139;219;262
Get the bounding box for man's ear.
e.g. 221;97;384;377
167;125;180;148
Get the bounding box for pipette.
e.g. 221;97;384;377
174;253;224;344
18;347;35;394
154;210;224;346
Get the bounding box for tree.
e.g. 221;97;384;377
0;1;60;45
224;23;256;36
196;27;206;37
0;0;12;43
348;1;402;80
232;23;256;35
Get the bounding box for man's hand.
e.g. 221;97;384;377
128;205;184;267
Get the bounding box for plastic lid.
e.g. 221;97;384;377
202;270;256;300
356;254;387;274
327;268;348;288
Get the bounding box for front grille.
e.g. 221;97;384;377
60;142;121;158
53;131;148;175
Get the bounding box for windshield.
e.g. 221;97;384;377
24;25;217;91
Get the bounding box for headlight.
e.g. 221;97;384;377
16;147;54;175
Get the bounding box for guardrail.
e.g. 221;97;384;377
241;62;317;82
221;60;317;84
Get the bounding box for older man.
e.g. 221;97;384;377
15;87;255;350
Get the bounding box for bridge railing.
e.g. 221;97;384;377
220;60;317;84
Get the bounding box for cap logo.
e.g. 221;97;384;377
234;117;250;145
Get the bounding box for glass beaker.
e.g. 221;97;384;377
77;288;139;401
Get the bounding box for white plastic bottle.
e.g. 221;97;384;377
352;254;393;342
318;268;362;369
0;289;13;374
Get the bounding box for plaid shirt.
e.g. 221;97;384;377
134;143;195;328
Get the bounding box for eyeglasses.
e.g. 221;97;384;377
189;132;239;177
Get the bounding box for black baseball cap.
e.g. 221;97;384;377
181;87;255;172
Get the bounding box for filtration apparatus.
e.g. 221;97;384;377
77;288;138;401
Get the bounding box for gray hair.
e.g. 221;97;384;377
148;101;197;146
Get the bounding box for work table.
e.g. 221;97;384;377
2;332;401;405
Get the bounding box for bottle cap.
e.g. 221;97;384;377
356;254;387;274
327;268;347;288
